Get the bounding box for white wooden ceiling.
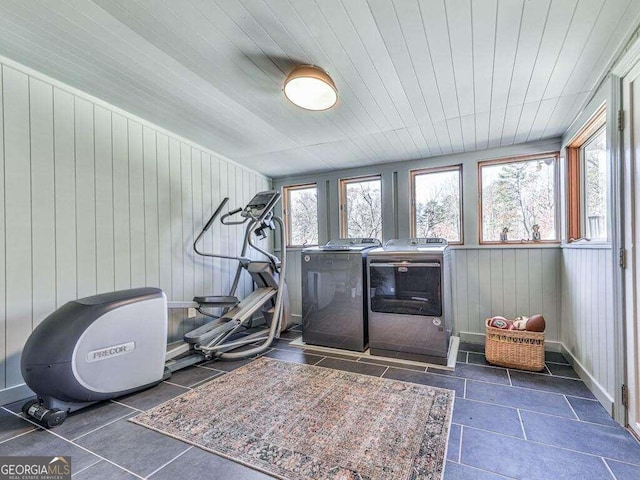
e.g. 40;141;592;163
0;0;638;177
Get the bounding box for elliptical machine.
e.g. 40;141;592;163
20;190;290;427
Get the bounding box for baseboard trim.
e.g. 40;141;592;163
0;383;34;407
458;331;562;352
560;345;615;415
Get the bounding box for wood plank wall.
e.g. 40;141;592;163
452;248;561;340
561;247;615;398
0;63;270;391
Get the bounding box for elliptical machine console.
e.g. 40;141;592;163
20;190;290;427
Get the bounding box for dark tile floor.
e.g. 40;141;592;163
2;330;639;480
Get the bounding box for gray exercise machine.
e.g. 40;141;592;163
20;190;290;427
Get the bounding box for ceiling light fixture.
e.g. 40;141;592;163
283;65;337;111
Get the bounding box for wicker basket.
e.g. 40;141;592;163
485;319;545;371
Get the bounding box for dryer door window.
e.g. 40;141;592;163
369;262;442;316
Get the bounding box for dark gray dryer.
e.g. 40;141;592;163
302;238;381;351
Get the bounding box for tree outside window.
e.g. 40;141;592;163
582;127;607;240
340;176;382;240
284;184;318;246
480;155;558;243
411;166;462;243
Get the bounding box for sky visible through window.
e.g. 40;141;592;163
287;186;318;246
481;158;557;242
413;168;461;242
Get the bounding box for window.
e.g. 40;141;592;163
339;175;382;240
567;104;607;241
410;165;462;243
283;184;318;246
582;127;607;240
479;154;559;243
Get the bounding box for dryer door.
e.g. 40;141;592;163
369;261;442;317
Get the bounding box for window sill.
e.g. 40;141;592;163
283;244;563;251
452;244;561;250
561;242;612;250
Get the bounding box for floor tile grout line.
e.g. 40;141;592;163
71;411;138;442
317;358;388;377
465;351;469;363
359;358;425;372
458;425;463;463
2;408;146;479
508;404;630;432
189;372;224;389
0;420;37;446
459;396;575;420
0;429;36;446
602;457;619;480
516;409;527;440
144;446;193;479
564;395;581;421
453;394;616;427
506;369;513;386
425;366;509;385
603;457;640;468
196;365;229;374
457;373;595;399
306;349;434;374
162;380;191;390
457;395;626;431
451;459;518;479
467;360;571;378
512;368;583;382
110;399;146;413
544;364;553;375
300;343;454;372
463;379;467;399
460;423;640;465
70;459;101;477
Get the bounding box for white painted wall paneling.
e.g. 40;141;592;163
0;60;270;393
561;247;615;399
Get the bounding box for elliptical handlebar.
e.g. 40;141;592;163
193;191;283;266
221;208;248;225
193;197;238;260
193;197;243;262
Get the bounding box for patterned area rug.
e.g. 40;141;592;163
130;357;454;480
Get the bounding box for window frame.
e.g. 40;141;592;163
338;174;383;240
409;164;464;245
477;152;561;245
566;104;607;242
282;182;319;248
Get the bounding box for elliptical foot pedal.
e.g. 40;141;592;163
22;399;67;428
184;320;235;345
193;296;239;307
